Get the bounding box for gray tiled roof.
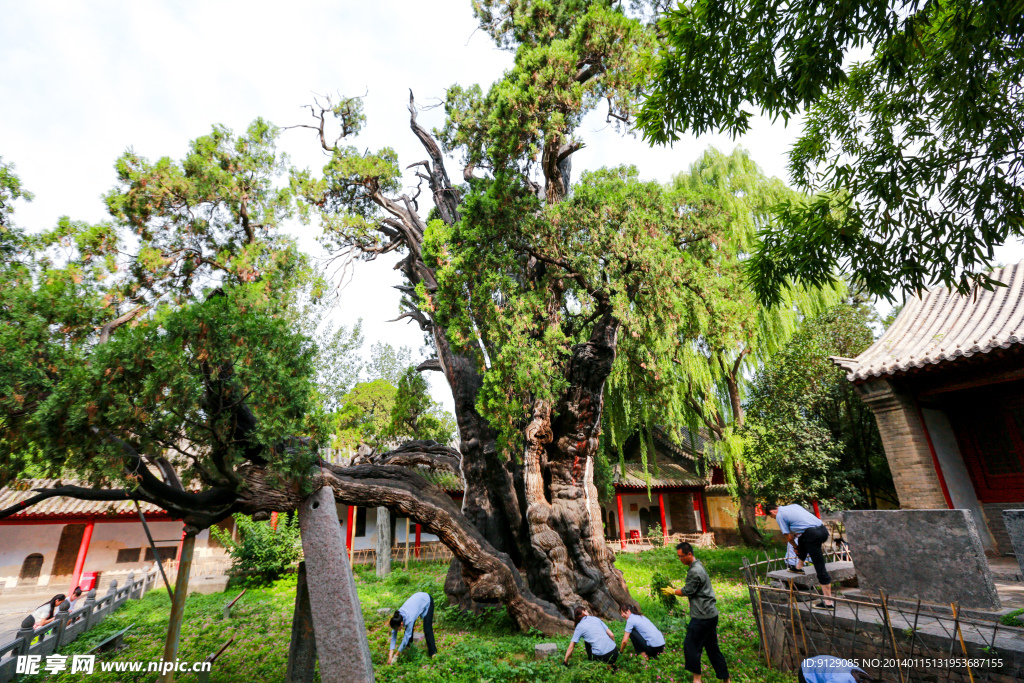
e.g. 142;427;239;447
832;260;1024;381
612;462;705;489
0;479;166;519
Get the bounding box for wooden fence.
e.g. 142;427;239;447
0;569;159;683
605;532;717;553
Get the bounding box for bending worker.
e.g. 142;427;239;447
662;542;730;683
766;502;834;610
563;606;618;667
388;591;436;663
618;603;665;659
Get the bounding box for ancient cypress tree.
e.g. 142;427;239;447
1;1;832;633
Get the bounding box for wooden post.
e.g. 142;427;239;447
657;493;668;542
271;512;279;531
616;491;626;549
414;523;421;559
404;517;411;569
160;532;196;683
345;506;355;565
696;491;709;533
69;518;95;594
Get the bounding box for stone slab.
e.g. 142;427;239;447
844;509;1001;611
766;561;856;588
1002;510;1024;578
535;643;558;660
299;486;375;683
187;575;229;595
286;561;317;683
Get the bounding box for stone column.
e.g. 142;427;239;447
375;507;391;578
1003;510;1024;578
298;486;374;683
286;561;317;683
856;379;949;509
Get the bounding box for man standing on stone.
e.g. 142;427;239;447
766;502;834;609
662;542;730;683
387;591;436;663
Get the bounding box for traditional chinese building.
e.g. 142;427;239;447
831;260;1024;555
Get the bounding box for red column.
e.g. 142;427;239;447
812;500;821;519
69;519;95;594
658;493;668;540
345;506;355;552
175;527;186;562
414;524;422;558
695;492;709;533
616;491;626;549
270;512;279;531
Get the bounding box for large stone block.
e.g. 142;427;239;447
187;575;229;595
299;486;375;683
1003;510;1024;578
844;509;1001;611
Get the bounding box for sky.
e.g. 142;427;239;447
3;0;1023;413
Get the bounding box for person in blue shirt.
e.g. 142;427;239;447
767;502;834;609
563;606;618;667
387;591;435;663
617;603;665;659
799;655;878;682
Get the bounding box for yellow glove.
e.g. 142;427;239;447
660;587;677;597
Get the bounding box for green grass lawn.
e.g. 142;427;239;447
29;546;798;682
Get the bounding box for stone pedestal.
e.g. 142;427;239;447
1002;510;1024;577
844;509;1001;611
298;486;374;683
535;643;558;660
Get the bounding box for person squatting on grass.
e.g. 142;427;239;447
387;591;436;664
663;542;731;683
618;603;665;659
766;502;835;609
563;606;619;668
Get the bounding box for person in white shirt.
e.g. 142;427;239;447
563;606;618;667
617;603;665;659
799;655;879;682
30;594;66;628
65;586;83;613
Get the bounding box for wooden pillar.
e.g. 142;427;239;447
616;491;626;549
657;493;668;540
175;527;186;563
271;512;279;531
695;492;709;533
69;518;95;594
160;532;196;683
414;523;421;558
812;500;821;519
347;507;356;565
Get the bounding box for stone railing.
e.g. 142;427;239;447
0;569;158;683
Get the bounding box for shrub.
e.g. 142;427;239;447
650;572;678;613
211;513;302;585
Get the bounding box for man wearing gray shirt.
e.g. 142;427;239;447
664;542;730;682
767;502;834;609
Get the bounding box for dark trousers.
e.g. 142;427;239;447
684;616;729;680
410;595;437;657
583;642;619;664
628;630;665;658
796;525;832;586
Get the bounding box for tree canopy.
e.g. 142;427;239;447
639;0;1024;303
